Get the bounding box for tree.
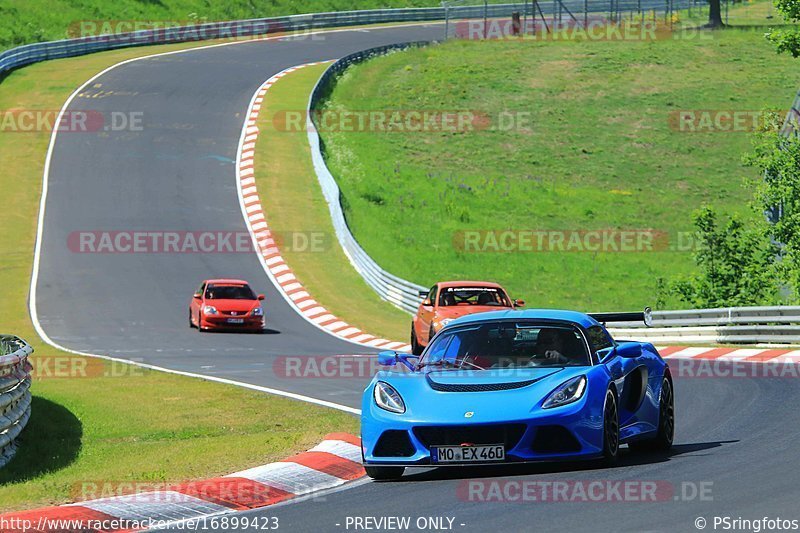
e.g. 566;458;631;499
743;112;800;297
767;0;800;56
707;0;725;28
668;207;778;308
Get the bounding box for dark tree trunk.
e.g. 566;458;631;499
707;0;725;27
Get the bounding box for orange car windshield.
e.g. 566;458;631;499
439;287;510;307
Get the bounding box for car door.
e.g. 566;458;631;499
419;285;438;344
592;325;649;427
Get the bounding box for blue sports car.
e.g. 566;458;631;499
360;308;673;480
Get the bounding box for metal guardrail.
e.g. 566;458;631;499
0;5;517;77
0;335;33;468
608;307;800;344
308;42;431;314
1;1;691;78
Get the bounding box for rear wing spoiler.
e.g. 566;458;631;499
589;307;653;327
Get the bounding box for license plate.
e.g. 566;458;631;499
431;444;505;463
227;318;245;324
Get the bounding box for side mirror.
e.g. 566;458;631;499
418;290;429;298
422;298;432;307
615;342;642;359
514;299;525;308
378;350;399;366
257;294;265;301
377;350;418;370
193;293;202;299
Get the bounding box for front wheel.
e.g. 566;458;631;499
602;389;619;463
364;465;405;480
630;376;674;452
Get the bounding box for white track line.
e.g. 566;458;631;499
27;24;443;415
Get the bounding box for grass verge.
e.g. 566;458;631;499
256;63;411;341
0;36;362;512
0;369;357;512
317;25;800;311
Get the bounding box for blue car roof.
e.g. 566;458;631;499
446;309;600;329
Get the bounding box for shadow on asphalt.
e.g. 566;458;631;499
391;440;738;483
0;396;82;484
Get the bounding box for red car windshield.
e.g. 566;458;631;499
439;287;510;307
205;285;256;300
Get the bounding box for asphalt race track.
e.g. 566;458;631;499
165;375;800;532
34;24;443;408
34;23;800;533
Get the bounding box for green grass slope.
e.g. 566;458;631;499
319;28;800;310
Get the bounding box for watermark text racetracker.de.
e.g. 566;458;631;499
669;109;792;133
68;19;325;43
68;230;330;254
454;19;714;42
71;479;287;506
0;110;143;133
274;355;391;379
452;229;706;253
28;355;145;379
674;359;800;379
459;479;713;503
274;109;532;133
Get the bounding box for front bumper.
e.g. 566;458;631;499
362;396;604;466
201;315;264;331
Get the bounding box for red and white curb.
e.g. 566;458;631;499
235;63;412;353
0;434;363;532
658;345;800;363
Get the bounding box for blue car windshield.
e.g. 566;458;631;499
419;321;591;370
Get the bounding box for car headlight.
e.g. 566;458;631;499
373;381;406;414
252;307;264;316
542;376;587;409
203;305;218;315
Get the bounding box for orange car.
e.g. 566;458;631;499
410;281;524;354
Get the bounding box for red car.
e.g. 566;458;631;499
189;279;265;333
410;281;524;354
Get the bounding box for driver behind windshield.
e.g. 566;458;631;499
422;322;590;370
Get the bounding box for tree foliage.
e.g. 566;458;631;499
667;208;778;308
743;112;800;297
766;0;800;57
663;112;800;308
